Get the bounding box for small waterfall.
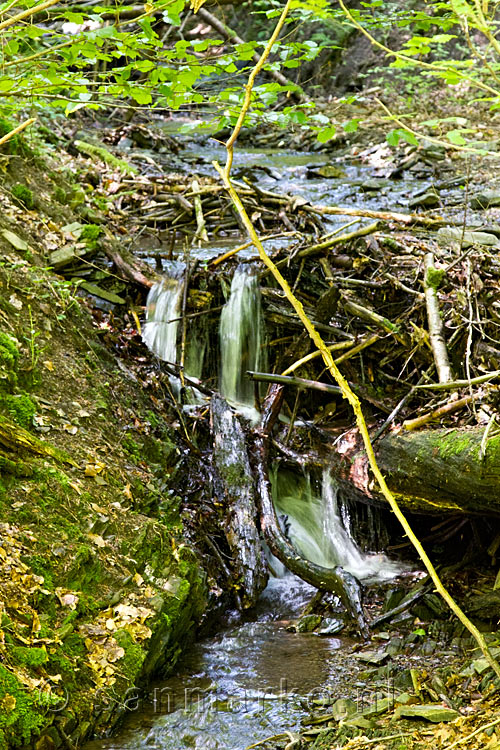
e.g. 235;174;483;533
142;262;185;364
273;469;405;583
219;266;262;408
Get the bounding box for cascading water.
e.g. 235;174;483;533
219;266;262;410
273;469;405;583
142;262;206;402
142;261;185;365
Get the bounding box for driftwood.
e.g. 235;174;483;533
423;253;451;384
247;370;342;397
253;385;369;636
303;203;455;227
323;425;500;516
103;241;155;289
211;395;268;608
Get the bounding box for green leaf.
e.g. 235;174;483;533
446;129;467;145
343;117;362;133
317;125;336;143
386;128;418;147
129;87;153;105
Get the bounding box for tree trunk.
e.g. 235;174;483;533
210;395;268;608
325;426;500;516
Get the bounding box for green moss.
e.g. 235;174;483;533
435;431;475;460
11;647;48;668
0;332;19;383
80;224;101;243
425;266;446;290
0;663;46;749
3;393;36;428
114;630;145;683
11;185;34;210
25;555;54;591
53;186;67;204
74;140;137;175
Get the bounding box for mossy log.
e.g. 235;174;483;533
326;426;500;515
0;415;76;472
210;395;268;608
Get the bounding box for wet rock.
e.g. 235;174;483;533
472;657;492;675
394;704;460;722
394;669;414;689
343;715;374;729
465;590;500;619
360;178;390;191
471;190;500;209
296;614;322;633
395;692;418;705
436;227;500;248
422;638;438;655
315;165;347;179
386;636;404;656
408;189;440;208
330;697;357;720
354;649;389;665
383;587;405;613
317;617;344;635
420;142;447;160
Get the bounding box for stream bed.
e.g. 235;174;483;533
84;576;368;750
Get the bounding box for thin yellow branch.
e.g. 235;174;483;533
0;117;35;147
375;97;496;156
223;0;293;177
0;0;61;32
336;0;500;98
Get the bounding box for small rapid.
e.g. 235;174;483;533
273;470;405;584
84;573;356;750
219;265;263;410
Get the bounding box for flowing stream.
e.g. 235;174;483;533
126;139;412;750
85;472;404;750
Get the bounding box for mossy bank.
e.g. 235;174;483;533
0;128;207;749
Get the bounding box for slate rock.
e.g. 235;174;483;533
471;191;500;209
354;649;389;665
394;704;460;722
436;227;500;248
408;190;440;208
360;178;390;191
317;617;344;636
316;165;347;179
330;697;357;720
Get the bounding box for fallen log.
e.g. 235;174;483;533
303;204;458;227
211;395;268;608
323;425;500;516
253;385;369;637
103;241;155;289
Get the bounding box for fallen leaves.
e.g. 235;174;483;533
79;599;154;687
55;588;79;609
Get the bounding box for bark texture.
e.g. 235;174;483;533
211;394;268;608
325;426;500;515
